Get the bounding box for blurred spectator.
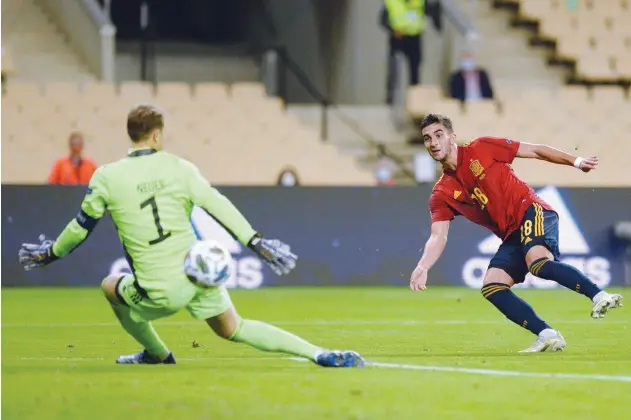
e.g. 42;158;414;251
277;166;300;187
48;132;97;185
380;0;442;105
449;52;495;103
413;151;436;183
375;146;397;186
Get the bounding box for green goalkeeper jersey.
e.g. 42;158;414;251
52;148;257;294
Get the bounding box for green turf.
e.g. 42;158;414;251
2;287;629;419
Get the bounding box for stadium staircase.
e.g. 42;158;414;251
452;0;567;91
1;0;96;83
495;0;631;85
286;105;414;178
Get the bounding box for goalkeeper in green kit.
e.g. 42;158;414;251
19;105;364;368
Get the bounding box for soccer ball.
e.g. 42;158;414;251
184;240;232;288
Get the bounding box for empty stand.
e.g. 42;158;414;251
516;0;631;82
1;82;374;186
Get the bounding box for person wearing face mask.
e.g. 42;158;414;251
277;167;300;187
449;52;494;103
48;132;97;185
374;146;397;186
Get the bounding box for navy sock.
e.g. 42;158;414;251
481;283;550;335
530;258;601;300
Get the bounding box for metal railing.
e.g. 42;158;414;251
38;0;116;82
262;47;417;182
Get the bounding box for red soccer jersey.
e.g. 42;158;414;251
429;137;553;240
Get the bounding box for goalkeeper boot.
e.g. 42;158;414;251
591;292;623;319
315;350;365;368
116;349;176;364
519;329;566;353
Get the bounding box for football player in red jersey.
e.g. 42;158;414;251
411;114;623;352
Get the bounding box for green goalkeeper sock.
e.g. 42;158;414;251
109;302;170;360
229;319;322;360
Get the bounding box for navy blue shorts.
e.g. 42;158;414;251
488;203;560;284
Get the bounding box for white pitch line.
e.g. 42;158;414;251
289;358;631;383
366;362;631;383
1;319;628;328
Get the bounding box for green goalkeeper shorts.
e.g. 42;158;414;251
115;274;233;323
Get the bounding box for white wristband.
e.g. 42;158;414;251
573;157;584;169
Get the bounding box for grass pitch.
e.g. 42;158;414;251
2;287;630;419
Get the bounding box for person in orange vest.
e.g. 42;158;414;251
48;132;97;185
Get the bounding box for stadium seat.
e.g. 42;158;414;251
193;83;229;107
406;85;445;116
1;77;376;185
617;56;631;78
81;83;117;110
576;53;618;81
464;100;499;121
119;82;155;107
43;83;82;115
557;86;590;108
429;99;463;118
4;82;42;106
230;82;267;102
591;86;626;104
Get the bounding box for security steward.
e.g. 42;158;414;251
381;0;442;104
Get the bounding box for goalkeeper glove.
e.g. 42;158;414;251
248;234;297;275
19;235;59;271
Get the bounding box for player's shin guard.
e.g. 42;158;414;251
529;258;601;300
481;283;551;335
228;318;321;360
108;301;170;360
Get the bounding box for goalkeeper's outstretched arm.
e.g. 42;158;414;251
52;168;108;258
19;168;107;270
185;163;257;246
184;161;297;275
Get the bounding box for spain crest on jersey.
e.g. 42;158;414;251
469;160;484;177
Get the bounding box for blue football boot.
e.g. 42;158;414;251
315;350;365;368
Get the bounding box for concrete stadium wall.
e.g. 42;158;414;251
263;0;443;104
2;185;629;288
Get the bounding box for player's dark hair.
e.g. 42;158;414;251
420;114;454;133
127;105;164;142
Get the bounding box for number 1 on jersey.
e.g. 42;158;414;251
140;196;172;245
